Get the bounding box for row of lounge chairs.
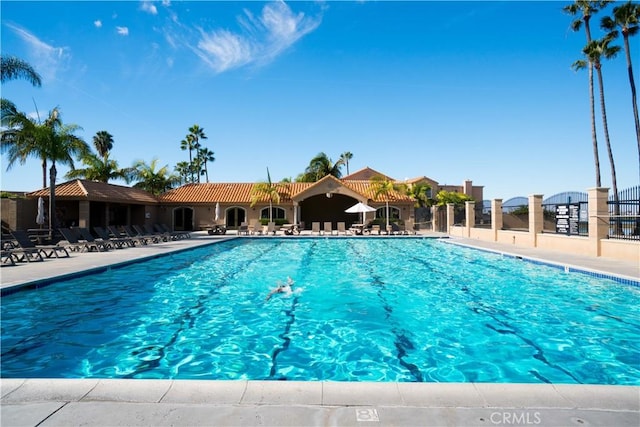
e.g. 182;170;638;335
234;221;415;237
1;224;191;265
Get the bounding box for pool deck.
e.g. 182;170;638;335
1;231;639;426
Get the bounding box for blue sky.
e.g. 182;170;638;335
2;0;638;200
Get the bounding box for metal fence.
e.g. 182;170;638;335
542;192;589;236
608;186;640;241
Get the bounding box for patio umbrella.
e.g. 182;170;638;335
214;202;221;222
345;202;376;224
36;197;46;228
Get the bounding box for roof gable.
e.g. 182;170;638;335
28;180;158;204
342;167;394;181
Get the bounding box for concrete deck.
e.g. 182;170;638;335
1;232;639;426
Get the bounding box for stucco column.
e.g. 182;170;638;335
78;200;90;229
431;206;439;232
446;203;455;234
491;199;503;242
529;194;543;247
465;201;475;237
588;187;609;257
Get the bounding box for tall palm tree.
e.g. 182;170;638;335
369;175;398;229
299;152;344;182
93;130;114;160
1;106;88;230
174;161;190;185
64;151;131;183
1;55;42;86
601;1;640;175
129;157;180;195
564;0;612;187
250;168;281;223
340;151;353;175
577;36;621;220
188;125;207;183
179;136;195;183
197;147;215;183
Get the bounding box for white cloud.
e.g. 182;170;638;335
5;23;71;82
94;20;102;28
140;1;158;15
196;29;254;72
116;26;129;36
194;1;322;73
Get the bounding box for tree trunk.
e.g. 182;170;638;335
623;34;640;181
584;15;602;187
41;158;47;189
49;163;57;240
595;64;621;233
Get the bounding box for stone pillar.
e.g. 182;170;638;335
529;194;543;247
491;199;503;242
588;187;609;257
465;201;475;237
431;205;439;232
446;203;455;234
78;200;90;229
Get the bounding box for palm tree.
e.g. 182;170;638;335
601;1;640;174
1;55;42;86
197;147;215;183
174;161;190;185
1;106;88;230
369;175;398;229
187;125;207;183
585;36;622;223
299;152;344;182
564;0;612;187
250;168;281;223
64;151;131;183
92;130;114;160
400;182;432;207
340;151;353;175
179;136;195;183
129;157;180;195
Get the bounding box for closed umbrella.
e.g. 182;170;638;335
345;202;376;224
214;202;221;222
36;197;45;228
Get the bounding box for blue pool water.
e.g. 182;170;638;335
1;238;639;384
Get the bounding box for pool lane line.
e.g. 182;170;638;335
395;243;583;384
266;240;317;380
347;240;424;382
120;241;286;379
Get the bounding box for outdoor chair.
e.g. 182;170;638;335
94;226;134;249
10;229;69;259
122;225;152;245
251;222;264;235
143;224;170;241
59;227;107;252
131;225;164;243
1;250;18;266
337;222;350;235
74;227;114;251
311;222;321;235
155;223;190;240
266;221;276;235
323;222;334;236
109;225;146;246
238;222;249;236
371;225;381;235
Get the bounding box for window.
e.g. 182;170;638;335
260;207;286;220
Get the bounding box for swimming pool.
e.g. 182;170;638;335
1;238;638;384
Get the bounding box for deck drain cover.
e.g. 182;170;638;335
355;408;379;422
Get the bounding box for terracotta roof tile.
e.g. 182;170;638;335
28;180;158;204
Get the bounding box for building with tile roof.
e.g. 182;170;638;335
2;169;482;232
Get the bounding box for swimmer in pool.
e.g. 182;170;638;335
265;277;294;301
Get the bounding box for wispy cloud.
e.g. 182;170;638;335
116;26;129;36
4;22;71;82
140;1;158;15
193;1;322;73
94;20;102;28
